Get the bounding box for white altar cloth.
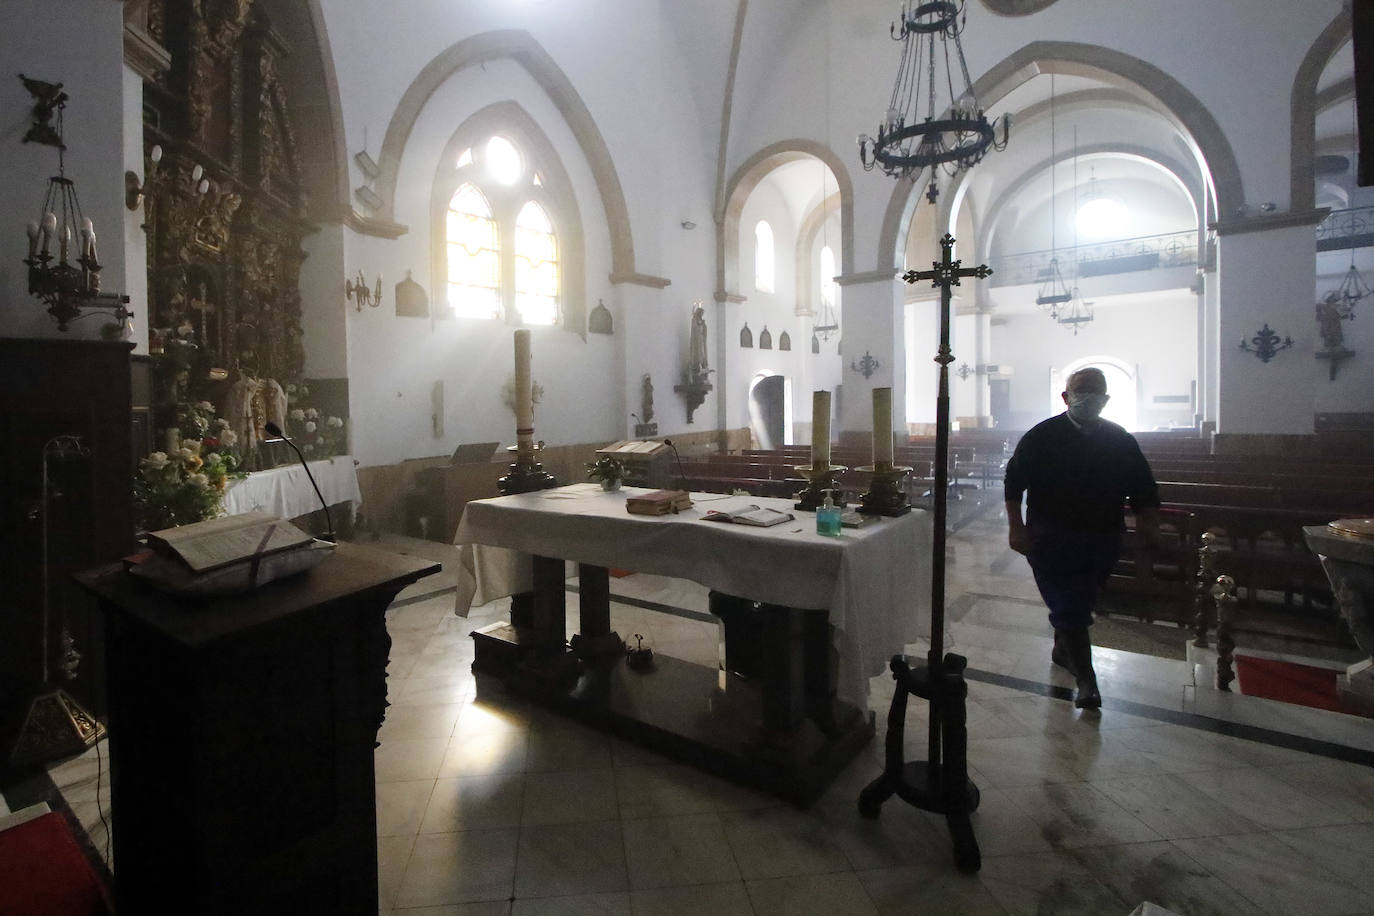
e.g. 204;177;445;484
454;483;934;708
223;455;362;520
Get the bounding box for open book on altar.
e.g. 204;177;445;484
702;504;795;527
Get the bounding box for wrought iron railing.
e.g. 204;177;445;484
986;229;1200;287
1316;205;1374;251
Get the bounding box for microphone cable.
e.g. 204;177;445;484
663;438;690;492
264;421;335;542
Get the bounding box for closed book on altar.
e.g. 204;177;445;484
145;511;315;574
625;489;692;515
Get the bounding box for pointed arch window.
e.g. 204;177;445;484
754;220;775;293
446;183;501;319
516;200;559;325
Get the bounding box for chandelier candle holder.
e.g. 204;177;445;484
498;328;557;495
857;1;1009;203
795;389;846;511
1239;323;1293;363
345;270;383;311
20;77;132;332
858;387;912;516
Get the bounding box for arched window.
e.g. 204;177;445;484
754;220;775;293
819;245;838;314
446;183;500;319
437;126;570;327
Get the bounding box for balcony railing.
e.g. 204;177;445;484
986;229;1200;287
1316;205;1374;252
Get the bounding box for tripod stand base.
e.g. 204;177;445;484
859;762;981;872
9;689;106;769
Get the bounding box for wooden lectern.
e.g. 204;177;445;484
76;543;438;915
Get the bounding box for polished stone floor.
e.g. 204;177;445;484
10;503;1374;915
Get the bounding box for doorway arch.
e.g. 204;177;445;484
748;373;790;449
1057;356;1139;431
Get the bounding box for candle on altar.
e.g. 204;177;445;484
811;390;832;468
872;387;894;465
513;329;534;453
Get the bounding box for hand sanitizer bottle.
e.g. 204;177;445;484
816;489;842;536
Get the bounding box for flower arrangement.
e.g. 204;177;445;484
285;382;346;458
586;455;625;490
133;438;244;531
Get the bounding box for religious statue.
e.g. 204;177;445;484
688;303;709;381
641;374;655;424
1316;292;1346;352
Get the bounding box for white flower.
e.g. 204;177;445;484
178;447;196;462
216;418;230;429
302;443;314;453
326;416;343;428
142;451;169;470
181;438;202;452
188;472;210;489
205;453;220;465
305;421;317;433
221;429;238;446
289;408;305;421
286;384;297;394
305;407;319;419
196;400;213;410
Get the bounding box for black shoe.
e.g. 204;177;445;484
1066;627;1102;710
1051;629;1077;677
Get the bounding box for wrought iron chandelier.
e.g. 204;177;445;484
1035;75;1072;318
1057;126;1093;333
1320;98;1369;321
20;77;131;333
857;1;1009;202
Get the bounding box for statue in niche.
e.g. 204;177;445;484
641;374;655;424
688;303;709;379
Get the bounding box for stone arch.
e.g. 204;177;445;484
718;140;854;303
980;0;1062;15
1291;7;1352;212
876;41;1244;272
373;29;639;282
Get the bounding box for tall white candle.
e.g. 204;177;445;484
513;329;534;452
811;390;832;467
873;387;894;465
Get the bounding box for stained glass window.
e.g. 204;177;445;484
446;183;500;319
515;200;559;325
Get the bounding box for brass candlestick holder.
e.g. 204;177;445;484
857;461;913;516
498;442;558;495
794;462;847;511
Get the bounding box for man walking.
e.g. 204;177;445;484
1004;367;1160;708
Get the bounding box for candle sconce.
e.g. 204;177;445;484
1238;323;1292;363
852;350;881;379
955;362;973;380
346;270;383;311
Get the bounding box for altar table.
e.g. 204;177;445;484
223;454;362;522
455;484;933;802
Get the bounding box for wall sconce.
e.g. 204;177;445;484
125;145;210;211
346;270;383;311
1238;323;1293;363
852;350;881;379
955;362;973;380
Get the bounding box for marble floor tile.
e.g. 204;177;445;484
746;870;881;916
1269;822;1374;896
1000;781;1162;849
378;702;463;741
918;787;1055;860
377;833;417;912
1261;758;1374;822
621;812;741;889
963;734;1083;788
510;892;630;915
513;819;628;899
1171;831;1371;916
613;762;728;819
1175;766;1353;831
525;721;613;773
394;674;477;707
1069;841;1264;916
977;849;1129;916
397;828;520;907
375;736;451;782
520;768;619;826
628;881;755;916
421;773;526;833
855;863;1008;916
1091;773;1263;839
719;806;851;880
439;728;529;778
375;778;437;837
811;796;945;870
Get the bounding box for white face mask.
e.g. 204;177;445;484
1066;391;1109;422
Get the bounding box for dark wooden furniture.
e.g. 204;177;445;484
76;543;438;915
0;338;135;768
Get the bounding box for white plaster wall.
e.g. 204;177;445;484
298;226;347;379
0;0;127;340
991;294;1197;432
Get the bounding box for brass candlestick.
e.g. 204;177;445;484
794;463;847;510
498;442;558;495
857;461;913;516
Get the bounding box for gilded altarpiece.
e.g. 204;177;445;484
141;0;311;459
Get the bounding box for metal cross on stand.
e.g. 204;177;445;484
859;233;991;873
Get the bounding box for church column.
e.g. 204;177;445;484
1213;213;1325;440
833;271;903;446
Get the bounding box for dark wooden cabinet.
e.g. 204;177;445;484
0;338;135;766
76;543;438;914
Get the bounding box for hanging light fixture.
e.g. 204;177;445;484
1321;97;1370;320
857;1;1010;202
1036;74;1071;318
1058;124;1094;334
19;76;132;332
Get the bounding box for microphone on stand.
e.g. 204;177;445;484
264;421;335;543
663;438;690;493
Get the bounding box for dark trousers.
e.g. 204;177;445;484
1026;521;1122;630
